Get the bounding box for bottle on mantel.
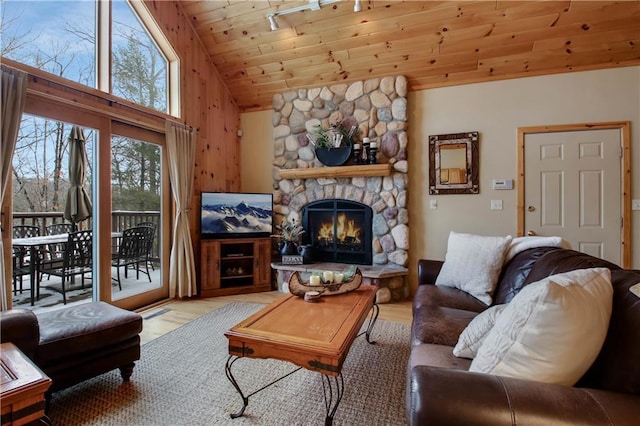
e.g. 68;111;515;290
368;142;378;164
362;137;370;162
352;143;361;164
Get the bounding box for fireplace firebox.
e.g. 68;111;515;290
301;199;372;265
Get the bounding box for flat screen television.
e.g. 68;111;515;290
200;192;273;239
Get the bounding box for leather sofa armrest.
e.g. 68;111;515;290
0;309;40;359
417;259;443;285
407;366;640;425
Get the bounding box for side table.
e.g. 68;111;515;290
1;343;52;426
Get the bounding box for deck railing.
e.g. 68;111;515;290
12;211;161;261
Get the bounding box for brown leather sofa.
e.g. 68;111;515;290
0;301;143;394
407;247;640;425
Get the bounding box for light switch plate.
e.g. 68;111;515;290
491;200;503;210
632;199;640;211
430;199;438;209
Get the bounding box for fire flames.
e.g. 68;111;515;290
317;213;361;245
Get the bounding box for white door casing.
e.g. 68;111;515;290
518;122;632;268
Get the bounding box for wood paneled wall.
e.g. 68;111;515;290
144;1;242;282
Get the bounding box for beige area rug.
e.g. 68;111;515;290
48;302;410;425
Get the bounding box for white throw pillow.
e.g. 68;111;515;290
469;268;613;386
453;304;507;359
435;232;513;305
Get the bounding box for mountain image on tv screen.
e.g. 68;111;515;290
201;193;273;237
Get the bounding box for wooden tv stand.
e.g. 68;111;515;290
200;237;272;297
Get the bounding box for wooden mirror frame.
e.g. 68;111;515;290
429;131;479;195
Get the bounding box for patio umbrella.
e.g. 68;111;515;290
63;126;92;224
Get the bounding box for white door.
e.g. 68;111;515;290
524;129;622;264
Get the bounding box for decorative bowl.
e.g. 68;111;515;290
315;146;351;166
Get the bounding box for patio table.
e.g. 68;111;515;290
12;232;121;306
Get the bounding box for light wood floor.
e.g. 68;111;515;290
138;291;413;345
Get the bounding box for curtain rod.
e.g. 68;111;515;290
27;86;166;134
166;119;196;133
26;73;172;121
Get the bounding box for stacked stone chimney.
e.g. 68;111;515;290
272;76;409;270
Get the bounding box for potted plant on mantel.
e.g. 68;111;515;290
307;121;358;166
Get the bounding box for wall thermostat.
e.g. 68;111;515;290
492;179;513;190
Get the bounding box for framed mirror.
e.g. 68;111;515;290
429;131;479;194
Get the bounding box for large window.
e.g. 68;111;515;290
1;0;172;113
0;1;96;87
112;1;167;111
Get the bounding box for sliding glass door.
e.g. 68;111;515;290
10;103;170;311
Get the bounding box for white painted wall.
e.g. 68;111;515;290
241;66;640;292
408;66;640;277
240;110;274;194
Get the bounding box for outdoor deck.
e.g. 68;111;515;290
11;210;162;313
11;266;162;313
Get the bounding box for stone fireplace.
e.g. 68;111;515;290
271;76;409;301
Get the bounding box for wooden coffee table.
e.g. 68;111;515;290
224;285;378;425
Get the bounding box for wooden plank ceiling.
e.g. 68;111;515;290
180;0;640;111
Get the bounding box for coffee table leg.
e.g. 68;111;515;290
225;356;248;418
38;415;53;425
321;373;344;426
362;303;379;344
226;355;304;419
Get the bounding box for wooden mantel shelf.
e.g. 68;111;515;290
279;163;392;180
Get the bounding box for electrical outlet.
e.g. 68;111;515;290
430;199;438;209
632;199;640;211
490;200;503;210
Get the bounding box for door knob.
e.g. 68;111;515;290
527;205;536;212
527;230;537;236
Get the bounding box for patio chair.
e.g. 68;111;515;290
12;247;30;295
12;225;40;295
136;221;157;271
41;222;77;279
111;226;152;291
39;230;93;305
46;222;77;235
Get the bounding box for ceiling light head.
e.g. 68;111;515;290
354;0;362;12
267;14;279;31
265;0;353;30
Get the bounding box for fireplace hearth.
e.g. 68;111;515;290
302;199;372;265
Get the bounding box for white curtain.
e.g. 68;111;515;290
1;66;28;310
165;121;197;298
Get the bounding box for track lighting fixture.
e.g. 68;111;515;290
267;0;361;31
267;14;279;31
